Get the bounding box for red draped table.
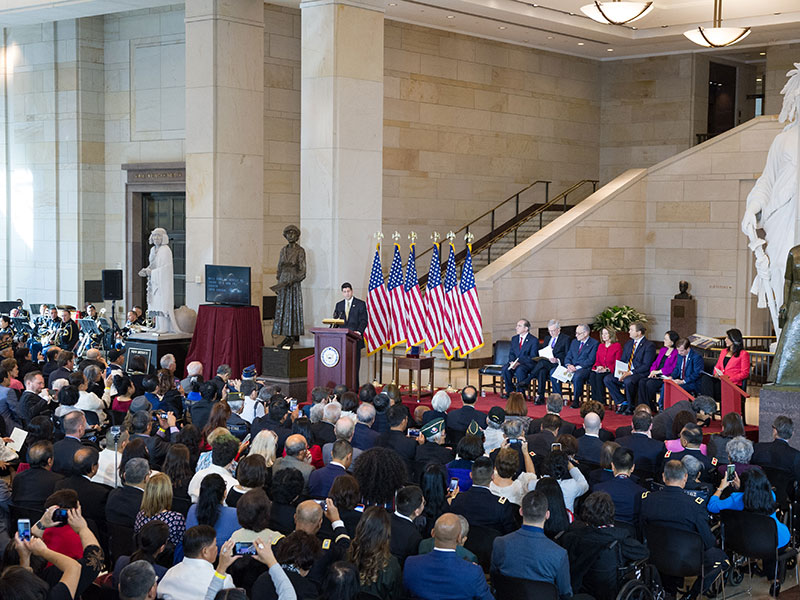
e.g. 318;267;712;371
185;305;264;379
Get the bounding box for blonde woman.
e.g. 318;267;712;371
249;429;278;468
134;472;186;548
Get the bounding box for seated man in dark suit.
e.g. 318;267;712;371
322;417;363;467
491;490;572;599
54;446;111;526
414;418;455;481
252;396;293;455
403;513;494;600
11;440;63;510
613;404;651;439
450;456;517;534
532;320;570;404
106;457;149;527
501;319;540;399
189;381;219;433
527;394;576;437
129;410;178;471
751;415;800;480
391;485;424;567
52;410;88;475
557;324;599;407
377;404;419;473
576;412;605;464
446;385;487;436
662;338;704;398
526;413;562;457
603;322;656;415
617;410;666;475
308;439;352;498
593;447;644;525
312;402;340;447
352;403;380;451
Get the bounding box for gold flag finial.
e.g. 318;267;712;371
408;231;418;242
446;231;456;242
374;231;384;240
464;232;475;244
392;231;401;242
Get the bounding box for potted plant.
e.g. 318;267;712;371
592;306;647;345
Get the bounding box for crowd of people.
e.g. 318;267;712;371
0;337;795;600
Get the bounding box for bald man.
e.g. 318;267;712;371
273;434;316;492
294;499;352;586
576;412;604;464
403;513;494;600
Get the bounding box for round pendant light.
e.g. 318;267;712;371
580;1;654;26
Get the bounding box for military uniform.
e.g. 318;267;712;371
450;485;518;534
308;522;351;586
662;448;718;483
640;485;728;595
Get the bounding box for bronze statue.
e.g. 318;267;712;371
770;245;800;385
674;280;693;300
271;225;306;347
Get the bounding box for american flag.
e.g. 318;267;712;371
457;244;484;355
364;244;390;355
423;243;445;353
387;243;408;349
442;242;461;359
404;243;426;349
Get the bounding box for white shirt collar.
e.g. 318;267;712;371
433;547;456;552
330;460;347;470
393;511;413;523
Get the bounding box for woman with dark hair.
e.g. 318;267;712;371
556;433;579;460
418;464;449;538
201;402;232;450
490;444;537;506
251;531;321;600
587;441;619;488
154;368;183;417
161;443;193;504
541;450;588;512
504;392;532;431
290;417;323;468
347;507;402;599
535;477;572;538
269;468;304;534
638;330;680;409
447;434;483;492
560;492;649;600
352;447;407;508
318;561;361;600
227;454;268;507
175;424;202;470
665;410;708;454
109;373;134;412
185;473;239;551
590;327;622;405
713;328;750;387
707;412;746;463
112;520;169;588
322;474;363;537
119;438;151;483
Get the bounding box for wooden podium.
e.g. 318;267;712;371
663;378;696;409
720;374;749;422
311;328;360;390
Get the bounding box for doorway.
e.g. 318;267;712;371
708;62;737;137
142;192;186;309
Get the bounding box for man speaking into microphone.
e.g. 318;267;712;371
333;282;369;388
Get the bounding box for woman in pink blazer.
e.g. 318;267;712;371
713;328;750;387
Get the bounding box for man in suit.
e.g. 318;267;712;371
0;368;23;434
446;385;487;434
650;395;716;442
501;319;540;399
527;394;576;437
491;490;572;599
661;423;717;483
189;381;218;433
334;282;368;388
54;446;111;526
664;339;705;397
403;513;494;600
531;320;570;404
312;401;340;446
129;410;177;470
603;322;656;415
52;410;88;475
414;418;455;480
274;434;317;491
526;413;561;457
322;417;363;467
48;350;74;389
309;439;352;498
558;324;599;407
377;404;419;473
252;397;293;455
617;411;666;474
106;457;149;526
751;415;800;480
11;440;64;510
351;403;380;451
593;447;644;525
451;457;517;534
391;485;424;567
576;412;604;464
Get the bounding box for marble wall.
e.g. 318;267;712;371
765;43;800;117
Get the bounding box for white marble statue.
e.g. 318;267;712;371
138;227;182;334
741;63;800;335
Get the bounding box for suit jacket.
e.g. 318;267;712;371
617;433;665;474
390;513;423;567
670;350;704;393
322;442;362;467
564;337;599;370
414;443;455;480
131;432;174;471
52;436;86;475
308;462;348;498
377;430;417;472
509;334;540;369
541;334;570;365
650;399;694;442
352;422;380;451
594;475;644;525
573;427;614;442
576;434;604;464
527;417;576;438
491;525;572;599
251;417;291;455
446;405;487;433
273;455;316;490
450;485;517;534
714;349;751;386
751;439;800;480
106;485;144;527
526;430;557;457
403;549;494;600
11;467;64;510
619;337;656;377
311;421;336;446
0;386;22;435
334;297;368;350
54;474;111;524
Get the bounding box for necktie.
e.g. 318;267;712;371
550;337;555;348
519;336;524;349
628;341;638;369
345;300;351;320
579;341;585;353
681;356;686;379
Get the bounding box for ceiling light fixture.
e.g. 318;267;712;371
580;1;653;26
578;42;585;45
684;0;750;48
446;15;455;18
498;26;507;30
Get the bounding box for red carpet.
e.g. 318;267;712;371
399;389;759;440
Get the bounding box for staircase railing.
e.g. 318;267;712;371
419;179;599;287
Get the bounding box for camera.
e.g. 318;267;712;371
52;508;69;523
314;499;328;511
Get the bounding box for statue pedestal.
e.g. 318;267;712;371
759;385;800;449
261;345;314;399
670;298;696;336
126;332;193;375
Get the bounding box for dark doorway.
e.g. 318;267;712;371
141;192;186;309
708;62;737;136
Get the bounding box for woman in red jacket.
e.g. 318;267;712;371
713;328;750;387
589;327;622;405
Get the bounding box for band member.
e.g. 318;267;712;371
56;308;80;350
0;315;13;336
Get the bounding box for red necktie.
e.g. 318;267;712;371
681;356;686;379
519;336;523;349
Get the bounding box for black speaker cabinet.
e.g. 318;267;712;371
101;269;123;301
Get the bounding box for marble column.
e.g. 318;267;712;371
299;0;384;334
185;0;264;309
